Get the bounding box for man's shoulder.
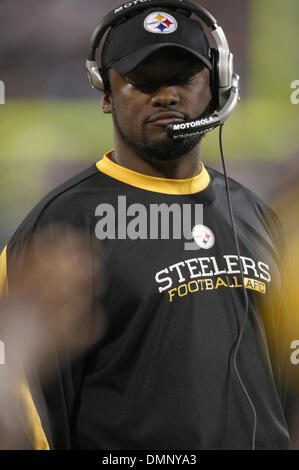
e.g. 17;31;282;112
9;162;101;246
207;165;283;241
207;165;272;212
207;165;265;205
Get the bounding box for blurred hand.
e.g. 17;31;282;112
0;227;105;448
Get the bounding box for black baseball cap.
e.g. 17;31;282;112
101;8;212;74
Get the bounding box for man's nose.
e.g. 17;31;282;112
151;85;180;108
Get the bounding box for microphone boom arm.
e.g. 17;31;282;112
167;74;240;140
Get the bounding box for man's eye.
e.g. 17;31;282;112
130;82;156;93
134;82;150;88
126;76;196;91
178;76;197;85
127;80;150;90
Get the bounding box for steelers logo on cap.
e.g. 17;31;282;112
144;12;178;34
192;225;215;250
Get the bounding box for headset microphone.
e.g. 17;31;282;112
167;74;240;139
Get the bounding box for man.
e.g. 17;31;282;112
0;6;293;449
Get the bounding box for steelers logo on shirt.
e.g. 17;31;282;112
144;12;178;34
192;225;215;249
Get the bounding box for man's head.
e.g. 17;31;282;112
101;8;214;162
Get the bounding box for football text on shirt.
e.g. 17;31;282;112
155;254;271;301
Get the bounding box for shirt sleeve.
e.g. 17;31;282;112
0;245;50;450
0;246;8;296
259;207;299;445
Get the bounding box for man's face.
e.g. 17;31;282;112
102;48;213;162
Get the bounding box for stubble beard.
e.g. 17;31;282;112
111;100;204;162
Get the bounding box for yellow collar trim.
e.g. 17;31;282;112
96;151;210;195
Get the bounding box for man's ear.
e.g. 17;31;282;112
102;91;112;114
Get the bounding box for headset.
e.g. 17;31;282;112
86;0;256;450
86;0;240;139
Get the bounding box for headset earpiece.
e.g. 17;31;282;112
86;60;105;91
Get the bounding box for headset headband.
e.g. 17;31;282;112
88;0;217;57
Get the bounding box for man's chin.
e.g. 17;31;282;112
112;110;202;162
137;135;202;162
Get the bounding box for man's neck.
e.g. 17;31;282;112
110;139;203;180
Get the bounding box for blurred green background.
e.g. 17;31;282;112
0;0;298;249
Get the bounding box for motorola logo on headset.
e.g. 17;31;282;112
172;116;215;131
115;0;153;14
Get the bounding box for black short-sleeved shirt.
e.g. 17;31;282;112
2;151;291;449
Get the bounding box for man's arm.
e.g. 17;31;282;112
0;245;50;449
0;227;103;449
258;207;299;446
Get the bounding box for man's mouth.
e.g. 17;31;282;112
147;111;185;127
